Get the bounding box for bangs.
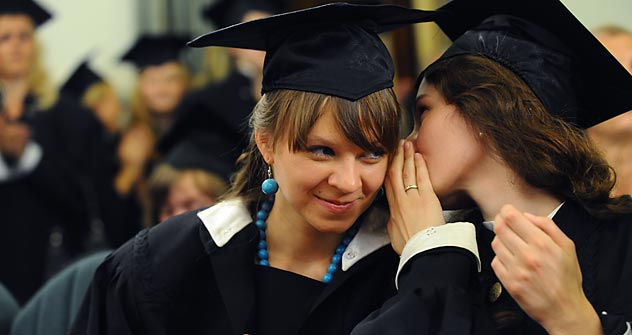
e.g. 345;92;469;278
272;89;400;155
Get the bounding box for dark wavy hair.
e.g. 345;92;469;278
422;55;632;219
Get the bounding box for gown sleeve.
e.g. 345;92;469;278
69;238;142;335
351;246;492;335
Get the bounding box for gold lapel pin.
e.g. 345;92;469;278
489;282;502;303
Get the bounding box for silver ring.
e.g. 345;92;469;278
404;184;419;192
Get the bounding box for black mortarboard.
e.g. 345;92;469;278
202;0;286;29
160;130;237;181
0;0;52;27
60;61;102;99
189;2;438;101
425;0;632;128
121;35;189;69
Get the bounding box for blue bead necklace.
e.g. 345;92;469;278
256;176;359;283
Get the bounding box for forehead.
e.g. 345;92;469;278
0;14;34;29
416;80;439;100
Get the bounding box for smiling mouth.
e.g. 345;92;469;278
316;196;357;213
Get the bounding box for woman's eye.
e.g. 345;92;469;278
307;146;335;157
361;150;385;161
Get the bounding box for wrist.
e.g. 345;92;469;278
544;299;602;335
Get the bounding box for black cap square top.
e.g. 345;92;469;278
61;61;102;99
122;35;190;69
428;0;632;128
0;0;51;27
189;2;439;101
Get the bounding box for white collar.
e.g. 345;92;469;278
482;201;565;232
197;199;391;271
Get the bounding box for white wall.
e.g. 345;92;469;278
561;0;632;32
35;0;139;98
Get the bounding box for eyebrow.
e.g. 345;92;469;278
307;134;335;145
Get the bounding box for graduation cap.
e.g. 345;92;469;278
160;130;238;181
121;35;189;69
425;0;632;128
60;61;103;99
189;2;439;101
0;0;52;27
202;0;286;29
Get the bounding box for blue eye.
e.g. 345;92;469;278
361;151;384;162
307;146;335;157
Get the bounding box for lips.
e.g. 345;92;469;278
316;196;356;213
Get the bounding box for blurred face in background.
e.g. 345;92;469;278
228;10;270;74
158;171;220;222
139;61;188;115
0;14;35;80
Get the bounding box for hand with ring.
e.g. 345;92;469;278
404;184;418;192
384;140;445;255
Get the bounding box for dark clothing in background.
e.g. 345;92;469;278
0;96;129;304
159;70;258;179
70;209;399;335
352;200;632;335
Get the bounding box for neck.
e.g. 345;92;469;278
265;203;344;280
1;77;30;120
464;158;563;221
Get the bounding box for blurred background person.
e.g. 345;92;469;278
60;60;143;249
158;0;284;176
116;34;190;226
122;34;190;139
588;25;632;196
0;1;116;304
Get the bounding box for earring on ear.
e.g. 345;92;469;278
478;132;484;137
261;165;278;195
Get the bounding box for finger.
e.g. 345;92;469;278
498;204;547;245
524;212;573;250
491;235;516;265
402;141;418;193
493;213;527;254
384;177;395;209
490;255;510;284
414;152;433;193
388;140;405;192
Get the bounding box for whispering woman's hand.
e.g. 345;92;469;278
491;205;601;335
385;140;445;255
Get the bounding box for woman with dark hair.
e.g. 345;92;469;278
353;0;632;334
71;3;440;335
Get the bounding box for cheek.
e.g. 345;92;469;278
364;163;388;191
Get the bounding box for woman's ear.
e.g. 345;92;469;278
255;130;274;164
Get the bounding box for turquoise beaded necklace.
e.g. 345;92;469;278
256;176;359;283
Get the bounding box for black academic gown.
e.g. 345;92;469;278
352;200;632;335
70;208;399;335
0;96;120;304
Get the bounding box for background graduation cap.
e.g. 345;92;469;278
0;0;51;27
427;0;632;128
121;35;190;69
188;2;439;101
60;61;102;99
159;130;237;182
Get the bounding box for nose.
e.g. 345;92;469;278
328;157;361;193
